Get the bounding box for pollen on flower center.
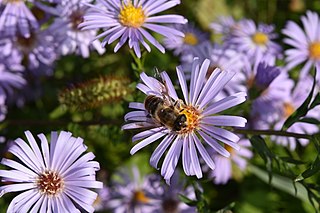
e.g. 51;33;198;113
283;102;295;118
36;170;64;196
119;2;146;28
309;42;320;60
252;32;269;46
178;105;201;134
132;190;150;204
184;33;198;45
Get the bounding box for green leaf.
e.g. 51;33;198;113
179;194;197;206
309;92;320;110
250;165;310;202
279;156;305;165
249;136;275;182
299;117;320;125
282;70;317;130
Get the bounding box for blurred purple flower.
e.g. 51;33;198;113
210;16;238;42
226;19;282;62
0;130;102;212
123;58;247;183
185;41;246;100
0;63;26;97
282;11;320;80
0;0;39;38
47;0;105;58
209;138;253;185
0;94;7;122
79;0;187;58
1;29;57;72
163;23;209;57
107;166;160;212
271;76;320;150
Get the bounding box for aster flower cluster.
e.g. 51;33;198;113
1;0;320;212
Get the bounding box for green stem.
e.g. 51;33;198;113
233;128;312;140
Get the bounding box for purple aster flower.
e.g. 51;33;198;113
210;16;239;42
0;0;39;38
162;23;209;57
93;185;110;211
0;130;102;212
79;0;187;58
209;138;253;185
282;11;320;79
0;63;26;97
185;41;246;100
271;76;320;150
149;171;197;213
47;0;105;58
123;58;247;183
107;166;160;212
1;28;57;72
226;19;282;62
248;61;294;127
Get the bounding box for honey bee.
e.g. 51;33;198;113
144;69;187;132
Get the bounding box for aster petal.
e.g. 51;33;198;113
60;193;81;213
38;133;50;168
130;131;167;154
122;122;156;129
64;190;95;213
25;131;45;169
6;189;38;213
0;170;34;182
182;136;191;176
161;136;183;181
202;92;247;116
198;130;230;157
0;183;35;196
160;71;179;100
124;110;148;122
29;194;45;213
189;135;202;178
17;190;42;213
145;1;181;16
138;28;165;53
176;65;189;104
143;23;185;37
132;127;166;142
150;134;176;169
1;158;37;177
191;58;210;105
146;15;187;24
202;115;247;127
192;133;215;170
129;102;145;110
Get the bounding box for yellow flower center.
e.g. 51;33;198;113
119;2;146;28
283;102;295;118
178;105;201;134
309;42;320;60
252;32;269;46
183;33;198;45
133;190;150;203
36;170;64;196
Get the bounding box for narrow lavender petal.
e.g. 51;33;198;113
182;136;191;175
191;59;210;105
161;136;183;180
201;115;247;127
25;131;46;169
150;134;176;169
124;110;148;121
17;191;42;213
38;133;50;168
6;189;37;213
188;135;203;178
60;153;95;176
198;130;230;157
63;190;95;213
0;170;34;182
145;1;181;16
0;183;35;196
130;131;167;155
29;195;45;213
192;133;215;170
60;193;80;213
160;71;178;100
176;66;189;104
129;102;145;110
146;15;187;24
132;127;166;142
1;158;37;177
143;23;185;37
203;92;247;116
139;28;165;53
189;58;200;103
50;131;72;170
121;122;156;130
200;125;240;150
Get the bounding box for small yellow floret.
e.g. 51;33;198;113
252;32;269;46
184;33;198;46
119;2;146;28
309;42;320;60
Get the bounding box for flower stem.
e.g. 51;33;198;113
233;128;312;140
